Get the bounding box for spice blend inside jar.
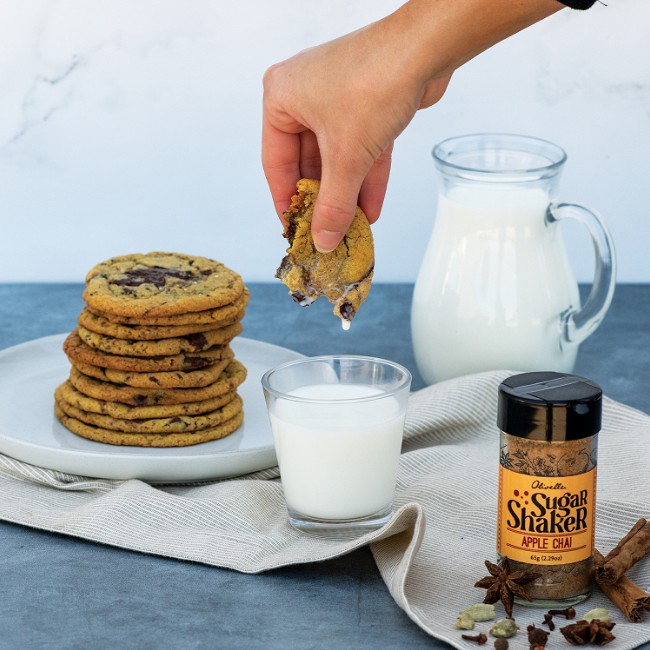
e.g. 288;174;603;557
497;371;602;607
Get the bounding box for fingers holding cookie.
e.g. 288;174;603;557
275;178;374;328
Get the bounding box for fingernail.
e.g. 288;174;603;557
313;230;342;254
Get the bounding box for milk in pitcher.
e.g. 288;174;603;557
411;184;580;384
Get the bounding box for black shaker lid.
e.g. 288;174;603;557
498;371;602;441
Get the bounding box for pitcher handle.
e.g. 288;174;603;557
547;202;617;348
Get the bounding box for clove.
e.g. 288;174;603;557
542;613;555;631
547;606;576;619
462;632;488;645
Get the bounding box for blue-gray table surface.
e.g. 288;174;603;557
1;282;649;650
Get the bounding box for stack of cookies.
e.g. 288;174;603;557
54;252;249;447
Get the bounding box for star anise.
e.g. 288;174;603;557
560;619;616;646
474;559;541;618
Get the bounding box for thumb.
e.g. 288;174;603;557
311;170;364;254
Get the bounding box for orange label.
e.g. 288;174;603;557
497;466;596;565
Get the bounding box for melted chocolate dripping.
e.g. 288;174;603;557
339;301;355;321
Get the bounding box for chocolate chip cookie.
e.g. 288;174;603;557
77;322;242;357
78;307;244;341
54;402;243;447
276;178;374;326
70;354;233;389
69;360;247;406
64;330;232;372
55;381;237;420
56;393;242;434
83;252;245;318
87;289;249;326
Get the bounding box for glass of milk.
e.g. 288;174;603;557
262;356;411;536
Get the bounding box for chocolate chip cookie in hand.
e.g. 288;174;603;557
276;178;374;328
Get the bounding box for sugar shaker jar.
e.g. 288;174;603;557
497;371;602;607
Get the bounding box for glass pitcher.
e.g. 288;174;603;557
411;133;616;385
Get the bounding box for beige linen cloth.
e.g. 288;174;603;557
1;370;649;649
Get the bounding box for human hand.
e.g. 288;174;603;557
262;0;563;252
262;8;452;252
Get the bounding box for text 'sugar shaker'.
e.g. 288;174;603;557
497;371;602;606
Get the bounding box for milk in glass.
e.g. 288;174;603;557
269;384;404;520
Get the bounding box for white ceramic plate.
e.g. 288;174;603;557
0;334;304;482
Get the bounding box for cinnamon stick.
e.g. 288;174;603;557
596;519;650;584
594;549;650;622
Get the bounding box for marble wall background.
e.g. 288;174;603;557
1;1;648;283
